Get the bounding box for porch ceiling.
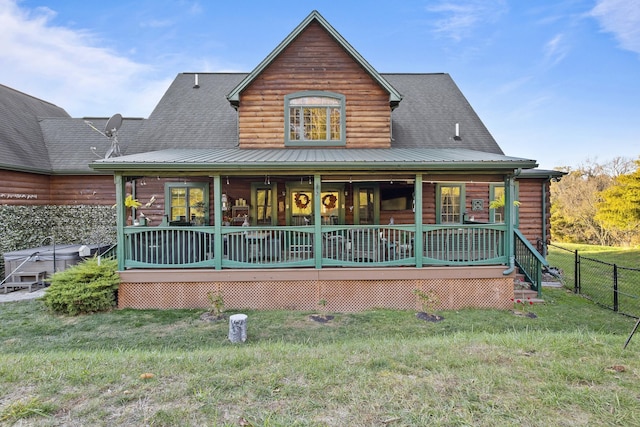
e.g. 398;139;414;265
90;147;537;174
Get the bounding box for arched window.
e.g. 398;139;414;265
285;91;345;146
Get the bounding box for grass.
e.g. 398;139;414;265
2;289;640;426
548;243;640;317
548;242;640;267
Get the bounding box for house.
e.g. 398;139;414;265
0;82;141;279
1;11;563;311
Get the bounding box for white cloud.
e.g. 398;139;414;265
543;33;569;66
0;0;166;117
591;0;640;55
140;19;174;29
426;0;508;41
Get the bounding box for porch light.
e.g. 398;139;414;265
221;193;228;211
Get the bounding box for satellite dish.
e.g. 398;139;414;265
104;113;123;137
85;113;123;159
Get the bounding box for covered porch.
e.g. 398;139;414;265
91;148;541;311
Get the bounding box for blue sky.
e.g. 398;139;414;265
1;0;639;170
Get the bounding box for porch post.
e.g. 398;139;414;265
115;173;126;271
504;174;516;271
414;174;423;268
313;173;322;269
213;175;223;270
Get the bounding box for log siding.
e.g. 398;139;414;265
238;22;391;149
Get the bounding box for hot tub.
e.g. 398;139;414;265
3;244;111;279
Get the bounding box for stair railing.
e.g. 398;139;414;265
514;230;548;297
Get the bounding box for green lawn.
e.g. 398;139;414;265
2;289;640;426
548;243;640;317
548;242;640;267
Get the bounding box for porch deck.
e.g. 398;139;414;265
116;223;517;311
118;266;515;312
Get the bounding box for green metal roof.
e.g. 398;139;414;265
226;10;403;107
90;147;537;173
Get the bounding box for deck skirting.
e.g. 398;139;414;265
117;266;514;312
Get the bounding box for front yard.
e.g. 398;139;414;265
1;288;639;426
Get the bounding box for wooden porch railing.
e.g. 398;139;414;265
122;223;509;270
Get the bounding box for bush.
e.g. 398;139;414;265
42;257;120;316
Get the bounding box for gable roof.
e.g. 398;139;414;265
226;10;403;108
0;84;70;173
0;12;530;175
126;72;504;157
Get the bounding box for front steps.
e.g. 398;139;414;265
514;273;545;304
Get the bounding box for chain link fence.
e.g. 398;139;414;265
548;243;640;317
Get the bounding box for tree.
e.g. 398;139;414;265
595;160;640;246
550;157;635;246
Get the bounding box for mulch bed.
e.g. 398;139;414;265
309;314;335;323
416;312;444;322
200;312;227;322
512;310;537;319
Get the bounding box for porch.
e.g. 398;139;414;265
90;148;544;312
123;223;507;269
114;223;544;311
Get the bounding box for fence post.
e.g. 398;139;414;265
574;249;580;294
613;264;619;312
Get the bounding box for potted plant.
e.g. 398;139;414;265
124;194;142;225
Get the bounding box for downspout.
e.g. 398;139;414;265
503;169;521;275
213;175;223;270
414;173;423;268
115;174;126;271
541;177;548;258
313;174;322;269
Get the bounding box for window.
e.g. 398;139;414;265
490;185;505;223
490;183;519;225
320;190;342;225
285;92;345;146
251;183;277;225
353;185;379;225
288;187;313;226
165;182;208;225
437;184;464;224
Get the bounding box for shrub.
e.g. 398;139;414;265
42;257;119;316
206;291;225;318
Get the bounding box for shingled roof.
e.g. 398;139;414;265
0;84;69;173
1;69;512;174
41;117;145;174
123;72;504;157
1;8;525;174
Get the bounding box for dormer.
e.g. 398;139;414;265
227;10;403;149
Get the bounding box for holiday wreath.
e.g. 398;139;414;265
322;194;337;210
294;192;311;209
